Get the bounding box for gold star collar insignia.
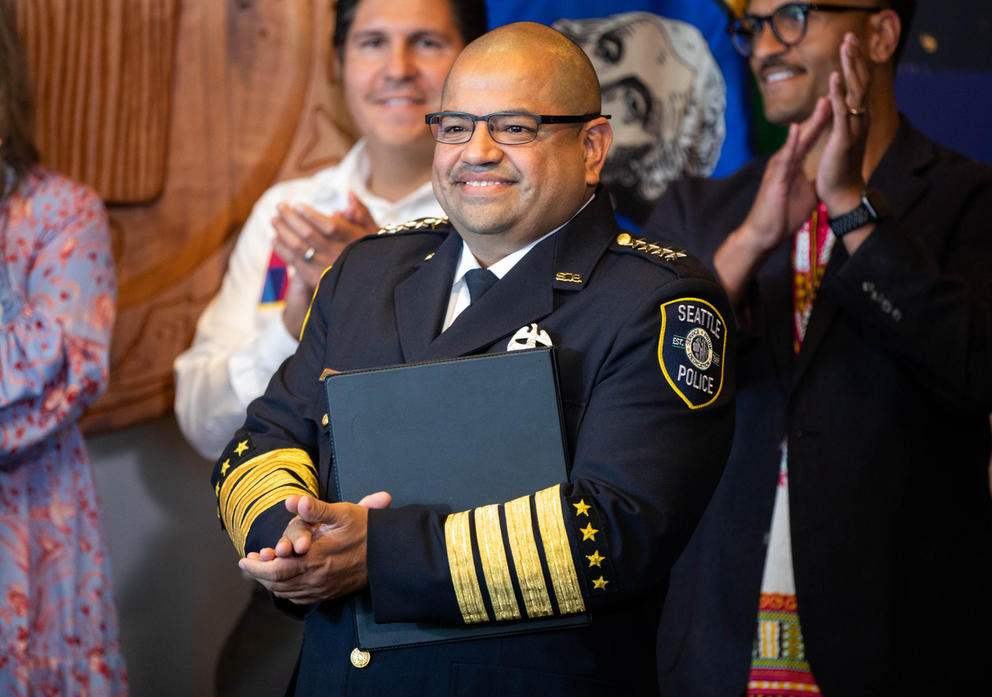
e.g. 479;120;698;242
586;550;605;568
233;440;249;457
592;576;610;590
572;499;591;517
579;522;598;541
220;458;231;476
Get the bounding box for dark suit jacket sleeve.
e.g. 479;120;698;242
646;177;720;270
832;159;992;411
210;247;352;557
365;275;736;625
645;166;767;336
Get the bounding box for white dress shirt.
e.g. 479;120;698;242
442;195;595;331
174;140;443;459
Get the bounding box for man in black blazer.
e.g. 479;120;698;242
210;22;736;696
645;0;992;694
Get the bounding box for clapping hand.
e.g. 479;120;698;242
274;192;379;336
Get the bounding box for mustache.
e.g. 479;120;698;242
757;56;805;75
447;165;515;182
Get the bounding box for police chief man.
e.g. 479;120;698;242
212;21;736;697
645;1;992;695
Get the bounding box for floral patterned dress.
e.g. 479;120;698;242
0;167;128;696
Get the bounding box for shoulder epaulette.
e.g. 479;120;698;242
610;232;712;280
612;232;688;262
377;216;451;235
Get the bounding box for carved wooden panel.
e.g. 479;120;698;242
17;0;179;203
19;0;356;433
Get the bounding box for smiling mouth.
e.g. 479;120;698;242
461;180;507;187
373;97;425;105
761;66;804;85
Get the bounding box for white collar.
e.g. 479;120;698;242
315;139;435;210
451;193;596;283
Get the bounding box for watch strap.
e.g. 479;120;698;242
828;189;888;237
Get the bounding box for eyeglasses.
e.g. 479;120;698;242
425;111;610;145
728;3;882;57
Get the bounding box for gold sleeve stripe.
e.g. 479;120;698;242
504;494;554;618
219;449;316;522
444;510;490;624
233;485;304;557
229;476;314;557
474;504;521;622
236;481;309;541
227;471;284;538
217;448;318;556
225;463;314;535
535;485;586;615
227;468;298;529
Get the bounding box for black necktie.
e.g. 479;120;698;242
464;268;498;304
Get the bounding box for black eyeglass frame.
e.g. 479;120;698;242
728;3;882;57
425;111;611;145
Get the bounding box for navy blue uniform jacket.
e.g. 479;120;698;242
211;192;736;696
646;118;992;695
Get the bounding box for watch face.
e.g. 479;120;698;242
864;189;891;219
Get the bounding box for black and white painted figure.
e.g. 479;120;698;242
555;11;727;224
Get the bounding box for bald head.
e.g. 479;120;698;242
443;22;602;115
431;21;613;267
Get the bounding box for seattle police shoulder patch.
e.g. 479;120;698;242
658;297;727;409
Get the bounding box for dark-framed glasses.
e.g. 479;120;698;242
425;111;610;145
728;3;882;57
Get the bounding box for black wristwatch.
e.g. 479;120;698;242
827;189;890;237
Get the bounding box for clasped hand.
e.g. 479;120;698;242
239;492;391;605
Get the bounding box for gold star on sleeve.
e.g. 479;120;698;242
579;522;598;541
220;459;231;476
592;576;610;590
586;550;605;567
572;499;591;517
233;440;249;457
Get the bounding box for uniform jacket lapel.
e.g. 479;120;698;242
414;190;619;361
394;231;462;363
425;239;556;360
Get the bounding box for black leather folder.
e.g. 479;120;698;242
323;347;587;650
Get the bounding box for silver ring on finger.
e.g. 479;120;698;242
303;246;316;262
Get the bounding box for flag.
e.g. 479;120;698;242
259;251;288;306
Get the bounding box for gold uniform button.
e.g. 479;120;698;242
322;413;329;427
616;232;632;246
350;648;371;668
